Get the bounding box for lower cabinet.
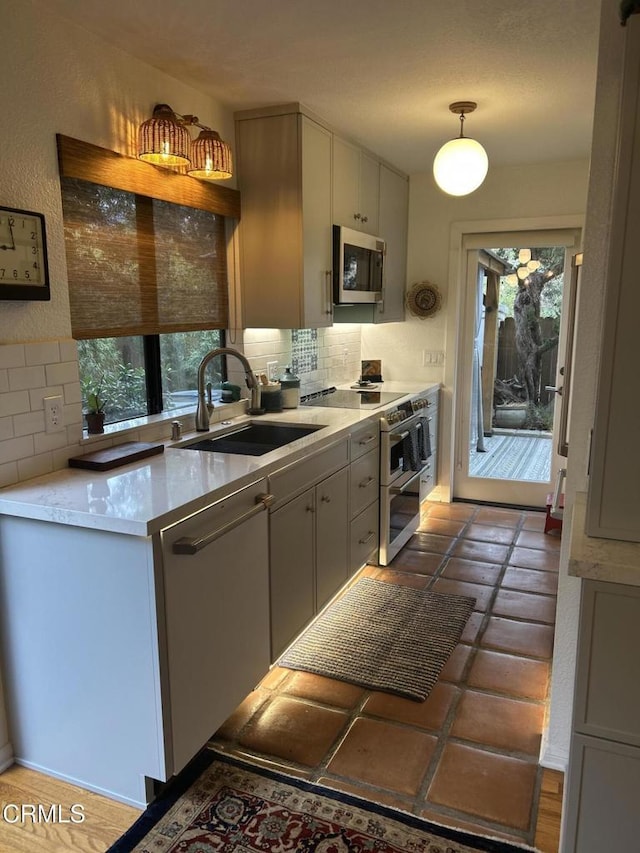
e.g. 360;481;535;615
563;580;640;851
0;480;273;808
269;467;349;659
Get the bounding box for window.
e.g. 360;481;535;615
77;330;225;424
57;135;240;425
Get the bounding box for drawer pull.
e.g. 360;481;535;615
359;476;375;489
306;505;315;513
320;495;331;503
359;530;376;545
358;435;376;446
173;492;274;555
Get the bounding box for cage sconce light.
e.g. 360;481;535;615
138;103;233;180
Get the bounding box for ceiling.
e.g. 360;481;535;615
46;0;602;175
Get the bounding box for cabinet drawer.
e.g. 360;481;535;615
350;419;380;461
269;439;349;509
350;448;379;519
350;502;379;574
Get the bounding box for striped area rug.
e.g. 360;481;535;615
469;433;551;482
278;578;475;701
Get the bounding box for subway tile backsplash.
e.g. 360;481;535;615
0;325;362;487
0;339;83;487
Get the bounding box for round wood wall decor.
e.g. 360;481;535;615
406;281;442;318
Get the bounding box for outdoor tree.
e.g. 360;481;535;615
493;247;564;405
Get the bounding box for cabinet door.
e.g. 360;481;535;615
564;734;640;853
574;581;640;746
332;136;361;229
270;489;315;659
359;151;380;235
301;116;333;328
236;111;332;330
316;468;350;610
376;164;409;323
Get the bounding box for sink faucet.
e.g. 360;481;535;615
195;347;263;431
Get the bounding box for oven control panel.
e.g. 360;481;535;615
382;396;430;427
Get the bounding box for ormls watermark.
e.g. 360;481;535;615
1;803;85;824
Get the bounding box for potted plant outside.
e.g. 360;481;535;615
85;389;106;435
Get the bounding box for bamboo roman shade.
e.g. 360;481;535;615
57;135;240;340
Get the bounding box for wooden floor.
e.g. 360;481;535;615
0;762;563;852
0;764;139;853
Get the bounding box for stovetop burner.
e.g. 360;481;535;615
300;386;405;410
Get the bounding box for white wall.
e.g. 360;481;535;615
0;0;234;345
0;0;237;771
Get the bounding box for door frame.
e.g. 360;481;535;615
437;215;584;504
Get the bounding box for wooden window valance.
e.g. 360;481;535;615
57;135;240;339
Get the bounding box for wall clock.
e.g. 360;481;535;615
0;205;50;301
406;281;442;318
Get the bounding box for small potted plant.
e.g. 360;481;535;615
85;388;106;435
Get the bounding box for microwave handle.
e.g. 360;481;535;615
325;269;333;317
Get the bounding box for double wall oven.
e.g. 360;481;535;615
301;386;438;566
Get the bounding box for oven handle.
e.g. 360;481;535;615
389;468;427;494
389;418;428;443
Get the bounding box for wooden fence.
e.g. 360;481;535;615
496;316;558;405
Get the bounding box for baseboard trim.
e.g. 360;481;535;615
540;744;568;773
0;741;14;773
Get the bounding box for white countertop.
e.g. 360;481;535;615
569;491;640;587
0;382;438;537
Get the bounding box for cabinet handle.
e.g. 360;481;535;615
172;492;275;555
325;269;334;316
359;530;376;545
306;505;315;513
320;495;331;503
359;476;375;489
361;215;368;223
358;435;376;446
353;213;361;220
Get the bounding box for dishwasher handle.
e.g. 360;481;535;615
173;493;274;555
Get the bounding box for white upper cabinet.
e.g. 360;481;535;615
376;164;409;323
235;103;408;328
235;109;333;329
333;136;380;235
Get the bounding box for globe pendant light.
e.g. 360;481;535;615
433;102;488;197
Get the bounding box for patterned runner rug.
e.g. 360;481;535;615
278;578;475;701
108;749;534;853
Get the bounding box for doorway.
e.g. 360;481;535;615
453;228;581;507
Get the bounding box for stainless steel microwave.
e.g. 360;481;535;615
333;225;385;304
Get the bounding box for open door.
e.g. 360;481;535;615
454;231;581;508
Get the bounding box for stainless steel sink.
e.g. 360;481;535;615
177;422;325;456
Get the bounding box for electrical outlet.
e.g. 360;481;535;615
422;350;433;366
44;395;65;433
266;360;279;381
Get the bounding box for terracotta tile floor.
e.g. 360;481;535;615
210;501;560;848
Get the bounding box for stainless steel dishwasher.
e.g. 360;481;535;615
160;478;273;773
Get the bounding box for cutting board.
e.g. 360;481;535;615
68;441;164;471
